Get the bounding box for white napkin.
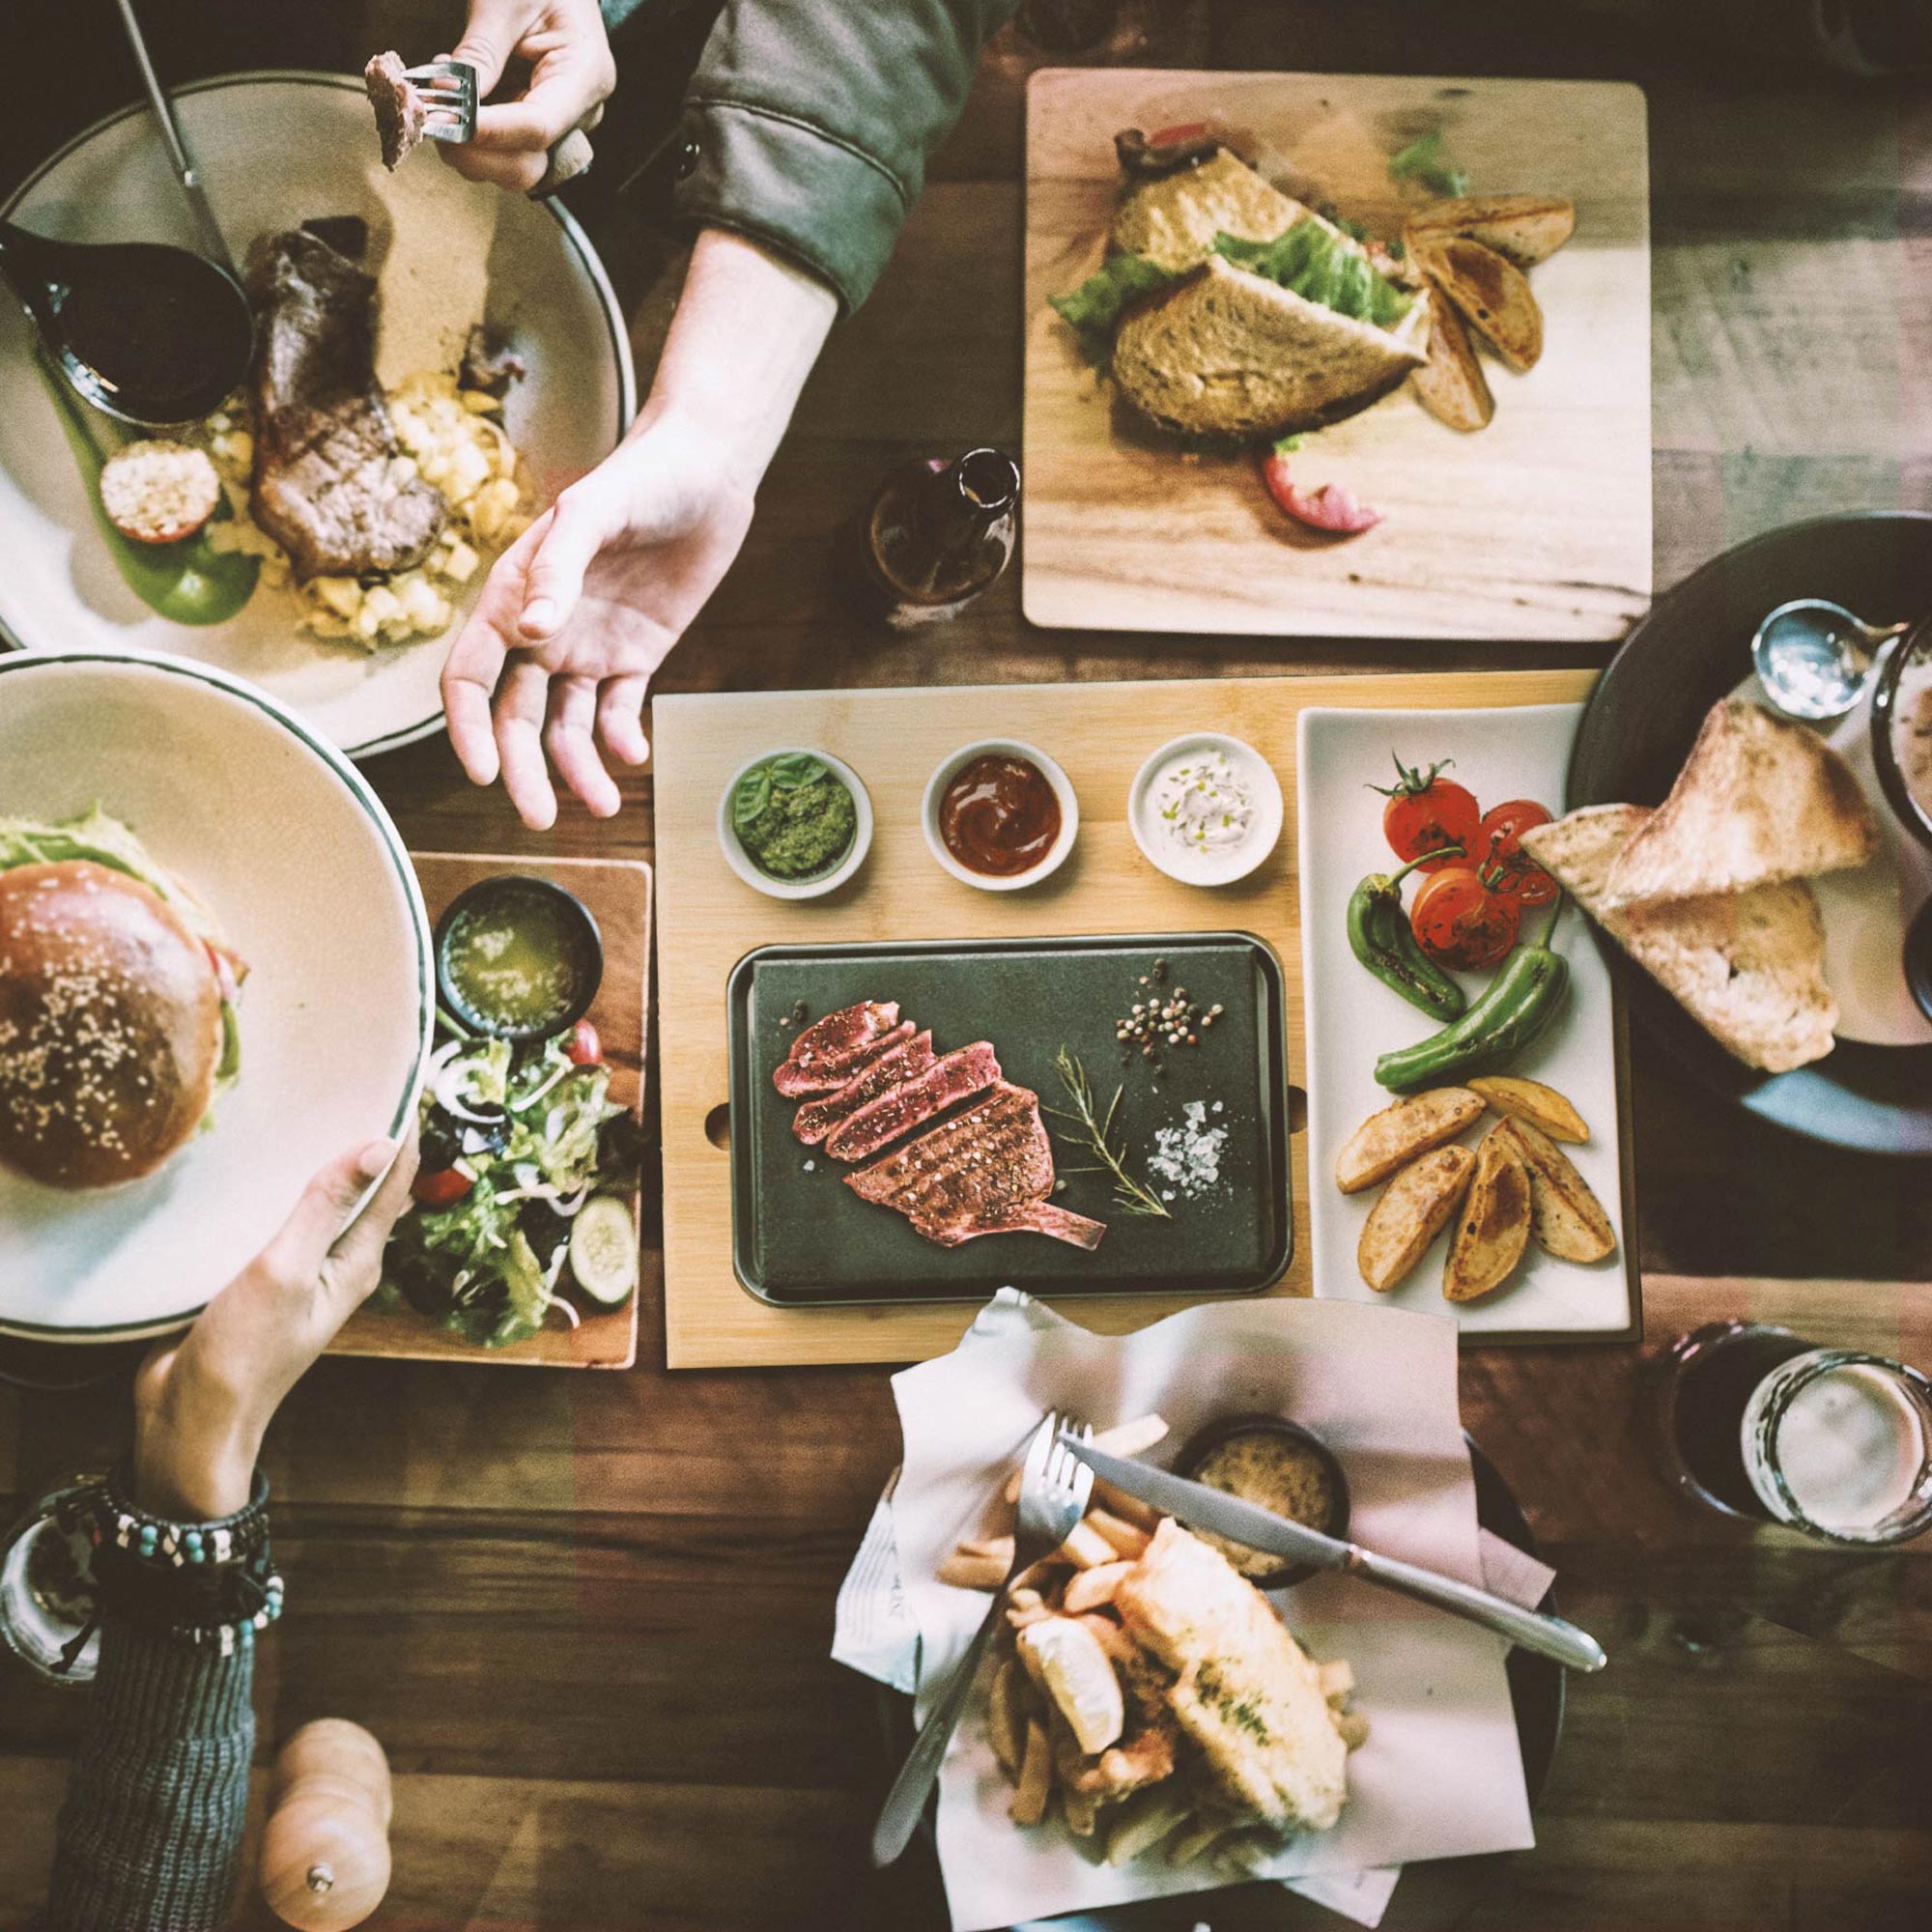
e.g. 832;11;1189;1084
833;1291;1554;1931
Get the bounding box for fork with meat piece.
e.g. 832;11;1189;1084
871;1412;1094;1866
367;56;593;193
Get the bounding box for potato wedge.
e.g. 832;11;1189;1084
1469;1075;1590;1144
1498;1118;1616;1264
1442;1125;1531;1301
1357;1144;1477;1291
1413;236;1543;373
1335;1086;1484;1194
1063;1560;1134;1613
1410;282;1493;432
1085;1509;1152;1559
1105;1787;1192;1866
1405;192;1577;268
988;1658;1028;1777
1010;1719;1053;1826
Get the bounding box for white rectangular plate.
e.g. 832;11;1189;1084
1298;701;1635;1338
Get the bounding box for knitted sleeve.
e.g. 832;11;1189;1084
45;1618;256;1932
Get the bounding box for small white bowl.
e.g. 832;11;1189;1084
922;739;1079;892
1128;732;1285;887
718;748;873;900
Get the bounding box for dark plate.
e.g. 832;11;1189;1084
1567;511;1932;1156
728;934;1292;1304
871;1436;1563;1931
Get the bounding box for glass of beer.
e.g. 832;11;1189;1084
1658;1322;1932;1544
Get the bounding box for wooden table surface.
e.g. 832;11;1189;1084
4;4;1932;1928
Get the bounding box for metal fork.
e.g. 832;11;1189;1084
402;61;595;195
869;1410;1094;1867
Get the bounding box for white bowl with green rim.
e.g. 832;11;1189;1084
718;748;873;901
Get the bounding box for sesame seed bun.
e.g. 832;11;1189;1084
0;862;223;1189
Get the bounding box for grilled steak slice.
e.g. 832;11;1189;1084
245;230;447;580
773;1001;906;1097
823;1042;1002;1164
363;52;429;170
846;1082;1107;1250
792;1031;936;1146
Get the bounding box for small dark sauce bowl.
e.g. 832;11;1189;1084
1177;1412;1351;1589
433;875;603;1044
1867;612;1932;856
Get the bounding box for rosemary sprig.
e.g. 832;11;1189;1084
1042;1046;1172;1220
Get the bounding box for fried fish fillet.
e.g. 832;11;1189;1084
1113;1520;1350;1833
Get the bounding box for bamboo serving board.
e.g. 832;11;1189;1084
653;671;1596;1370
327;852;651;1371
1022;68;1652;642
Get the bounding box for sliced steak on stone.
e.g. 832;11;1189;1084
792;1031;936;1146
245;229;447;581
845;1082;1107;1250
823;1042;1002;1164
773;1001;907;1097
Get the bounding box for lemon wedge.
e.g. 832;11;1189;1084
1018;1617;1124;1754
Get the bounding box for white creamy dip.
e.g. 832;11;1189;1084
1891;653;1932;822
1151;752;1255;856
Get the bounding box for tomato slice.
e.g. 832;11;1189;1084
1476;799;1557;906
1374;754;1481;872
1410;865;1521;970
411;1166;474;1208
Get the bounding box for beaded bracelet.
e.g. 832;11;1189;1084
52;1463;285;1666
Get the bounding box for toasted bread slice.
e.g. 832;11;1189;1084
1520;807;1839;1074
1404;193;1576;269
1409;281;1493;431
1111;252;1428;440
1604;699;1878;907
1110;149;1305;271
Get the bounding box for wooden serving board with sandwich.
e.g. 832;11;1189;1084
1022;68;1651;642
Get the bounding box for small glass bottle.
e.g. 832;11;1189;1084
852;446;1020;630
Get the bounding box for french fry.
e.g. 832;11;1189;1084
1062;1560;1133;1613
1094;1413;1169;1458
1010;1719;1053;1826
1057;1519;1120;1570
1318;1659;1355;1705
1216;1828;1282;1877
988;1659;1027;1778
1164;1814;1225;1867
1103;1787;1192;1866
1061;1782;1100;1838
1091;1477;1160;1532
1337;1710;1371;1750
1007;1599;1052;1631
938;1548;1009;1591
957;1533;1015;1568
1085;1510;1152;1560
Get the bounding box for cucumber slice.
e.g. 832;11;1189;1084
568;1194;638;1307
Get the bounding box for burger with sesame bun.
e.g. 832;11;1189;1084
0;810;245;1190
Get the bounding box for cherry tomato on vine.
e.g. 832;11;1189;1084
411;1166;474;1208
566;1018;603;1065
1373;754;1480;872
1475;799;1558;906
1410;864;1521;970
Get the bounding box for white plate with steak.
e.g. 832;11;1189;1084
0;71;634;759
728;936;1293;1305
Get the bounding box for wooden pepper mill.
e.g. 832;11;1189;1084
260;1719;393;1930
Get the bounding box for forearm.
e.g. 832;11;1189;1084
47;1620;255;1932
638;227;838;481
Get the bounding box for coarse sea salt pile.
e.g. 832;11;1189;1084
1147;1098;1228;1202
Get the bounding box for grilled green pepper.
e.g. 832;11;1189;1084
1348;848;1468;1021
1374;903;1571;1092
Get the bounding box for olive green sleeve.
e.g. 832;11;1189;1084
670;0;1023;310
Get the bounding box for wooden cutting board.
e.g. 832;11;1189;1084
1021;68;1652;641
653;669;1597;1370
327;852;651;1371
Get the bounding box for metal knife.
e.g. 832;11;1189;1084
113;0;237;275
1062;1433;1606;1675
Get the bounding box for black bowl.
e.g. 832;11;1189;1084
1868;611;1932;856
432;875;603;1043
1175;1412;1351;1589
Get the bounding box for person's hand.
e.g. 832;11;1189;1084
441;410;757;827
130;1133;419;1522
439;230;839;829
442;0;615;192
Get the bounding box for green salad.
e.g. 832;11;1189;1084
380;1012;642;1347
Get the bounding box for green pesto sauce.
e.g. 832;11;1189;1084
443;887;589;1032
738;772;856;880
